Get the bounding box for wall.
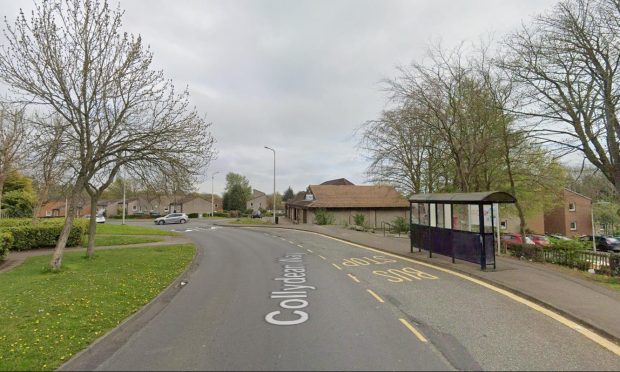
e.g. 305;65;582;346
247;195;268;212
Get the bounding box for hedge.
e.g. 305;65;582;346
0;219;87;251
187;213;199;218
0;232;13;261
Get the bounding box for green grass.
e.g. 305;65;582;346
582;272;620;292
95;224;178;236
0;244;195;371
80;235;165;247
229;218;273;225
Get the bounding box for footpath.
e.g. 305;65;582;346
218;218;620;344
0;234;191;273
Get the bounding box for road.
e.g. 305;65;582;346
93;221;620;371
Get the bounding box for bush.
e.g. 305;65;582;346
187;213;199;218
550;239;589;251
506;243;544;262
0;232;13;261
0;219;87;251
314;208;334;225
353;213;365;226
392;216;410;233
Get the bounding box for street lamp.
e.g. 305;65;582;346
211;171;219;217
264;146;276;224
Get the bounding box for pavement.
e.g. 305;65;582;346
216;217;620;344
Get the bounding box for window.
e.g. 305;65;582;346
500;220;507;230
46;210;52;217
568;202;576;212
570;221;577;230
132;205;137;211
251;202;253;207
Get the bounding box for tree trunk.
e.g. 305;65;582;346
86;195;98;258
0;180;4;218
32;187;49;224
50;177;86;270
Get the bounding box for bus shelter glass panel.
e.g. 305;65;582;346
411;203;420;224
436;203;445;228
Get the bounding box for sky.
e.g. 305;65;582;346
0;0;560;196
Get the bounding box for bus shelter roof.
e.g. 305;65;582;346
408;191;516;204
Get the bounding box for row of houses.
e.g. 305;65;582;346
37;194;223;218
281;178;592;237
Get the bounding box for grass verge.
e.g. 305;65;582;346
229;218;273;225
95;224;178;236
81;235;165;247
582;272;620;292
0;244;195;371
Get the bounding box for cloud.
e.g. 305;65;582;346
0;0;559;195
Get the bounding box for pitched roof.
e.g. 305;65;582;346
320;178;354;186
288;185;408;208
249;189;266;199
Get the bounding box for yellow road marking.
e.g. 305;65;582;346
318;255;327;260
399;318;428;343
290;229;620;357
332;263;342;270
366;289;384;303
348;273;360;283
306;248;314;253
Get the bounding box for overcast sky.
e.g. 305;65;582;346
0;0;560;196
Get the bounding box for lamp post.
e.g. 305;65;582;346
211;171;219;217
264;146;276;224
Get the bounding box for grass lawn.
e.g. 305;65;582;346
95;224;178;236
582;272;620;292
229;218;273;225
0;244;195;371
80;235;165;247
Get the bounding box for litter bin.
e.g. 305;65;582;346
275;216;279;224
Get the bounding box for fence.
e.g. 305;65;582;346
505;242;620;276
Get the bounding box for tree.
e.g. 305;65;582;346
0;103;28;217
28;114;70;222
501;0;620;197
0;0;215;268
282;187;295;202
266;192;283;211
0;171;36;217
222;172;251;211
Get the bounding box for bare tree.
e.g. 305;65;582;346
0;0;216;269
501;0;620;196
28;114;71;222
0;103;28;217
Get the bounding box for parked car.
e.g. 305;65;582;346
84;214;106;223
527;234;550;247
547;234;571;241
578;235;620;253
154;213;189;225
501;233;535;246
251;210;262;219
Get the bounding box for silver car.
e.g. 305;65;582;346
154;213;189;225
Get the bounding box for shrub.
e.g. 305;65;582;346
187;213;199;218
550;239;589;251
507;243;544;262
314;208;334;225
0;232;13;261
353;213;365;226
0;219;87;251
392;216;410;233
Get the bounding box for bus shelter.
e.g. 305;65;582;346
409;191;516;270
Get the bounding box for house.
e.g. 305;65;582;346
37;199;91;218
544;189;592;237
247;189;268;212
500;188;592;237
285;179;409;227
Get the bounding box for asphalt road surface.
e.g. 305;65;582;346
93;222;620;371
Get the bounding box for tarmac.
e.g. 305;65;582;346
219;217;620;344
